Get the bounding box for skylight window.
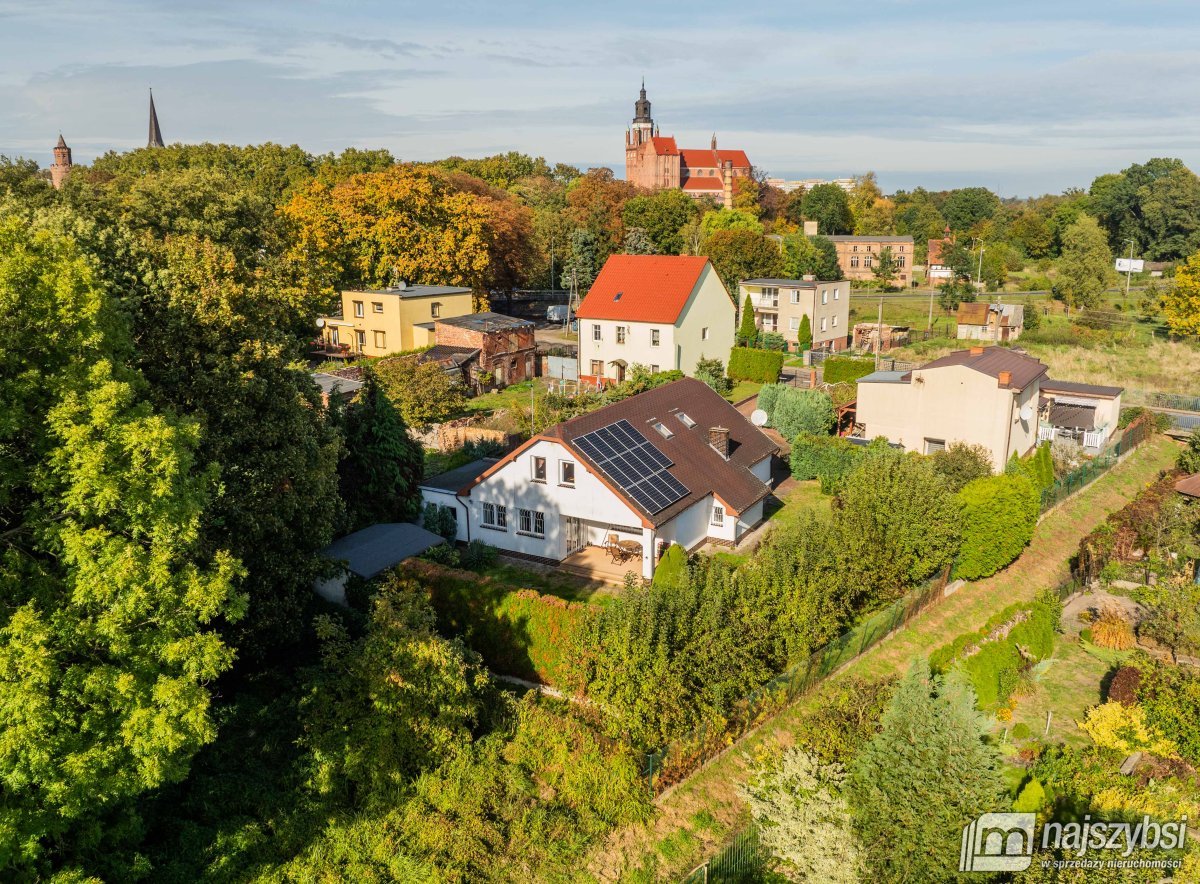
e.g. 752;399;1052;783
614;291;623;301
676;413;696;428
652;421;674;439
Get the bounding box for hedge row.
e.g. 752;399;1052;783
401;560;596;691
954;473;1040;580
821;356;877;385
790;432;864;492
728;347;785;384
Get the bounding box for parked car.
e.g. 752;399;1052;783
546;304;571;322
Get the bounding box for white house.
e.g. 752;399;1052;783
576;255;736;386
956;302;1025;342
419;378;778;578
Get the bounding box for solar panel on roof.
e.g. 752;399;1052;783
574;419;690;515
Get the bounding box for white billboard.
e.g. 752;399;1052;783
1115;258;1144;273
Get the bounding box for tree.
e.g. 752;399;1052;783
872;245;899;289
1178;428;1200;473
1055;214;1116;315
374;356;468;429
339;369;424;530
849;173;896;235
444;171;536;298
738;294;759;346
620;189;697;255
731;176;762;217
0;220;245;871
782;233;841;280
771;389;835;440
954;474;1040;580
563;167;635;264
622;226;656;255
800;183;853;234
702;229;785;293
941;186;1000;233
741;748;863;883
694;357;732;396
1022;296;1043;331
834;452;961;600
1162;251;1200;335
849;660;1004;884
561;228;600;291
699;208;763;237
929;442;993;492
797;313;813;352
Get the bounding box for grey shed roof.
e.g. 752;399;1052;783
436;311;532;332
857;370;911;384
312;372;363;396
322;523;445;579
420;457;500;494
740;278;841;286
346;284;473;298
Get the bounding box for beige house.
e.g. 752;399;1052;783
957;302;1025;342
316;284;474;358
738;277;850;352
1037;380;1123;450
855;347;1047;471
824;235;915;287
576;255;735;385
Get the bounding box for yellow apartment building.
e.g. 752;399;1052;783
316;283;474;358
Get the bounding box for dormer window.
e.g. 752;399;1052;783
614;291;623;301
652;421;673;439
677;412;696;428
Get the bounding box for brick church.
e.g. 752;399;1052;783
623;83;752;208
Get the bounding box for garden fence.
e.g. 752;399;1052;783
1038;415;1152;512
641;566;952;791
1124;389;1200;414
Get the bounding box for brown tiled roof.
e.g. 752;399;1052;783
957;302;990;324
545;378;779;525
1176;473;1200;499
919;346;1048;391
1040;379;1124;399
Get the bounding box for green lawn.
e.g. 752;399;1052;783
765;480;831;527
459;380;538;415
477;561;614;605
725;380;762;403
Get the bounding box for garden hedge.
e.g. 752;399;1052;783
954;473;1040;580
821;356;877;385
790;432;862;492
728;347;785;383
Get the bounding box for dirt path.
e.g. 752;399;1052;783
585;435;1179;883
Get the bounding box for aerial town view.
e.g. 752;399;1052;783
3;1;1200;881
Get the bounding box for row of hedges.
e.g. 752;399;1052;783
728;347;785;383
790;433;879;492
954;473;1040;580
400;560;596;691
929;593;1060;711
758;384;835;440
821;356;876;385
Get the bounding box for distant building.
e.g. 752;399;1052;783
576;255;735;386
49;134;72;189
316;284;475;358
824;235;915;288
420;312;536;389
624;83;751;209
765;177;855;194
927;228;954;284
956;302;1024;343
739;277;850;352
148;89;165;148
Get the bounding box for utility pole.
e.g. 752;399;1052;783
875;296;883;370
975;245;986;289
927;287;934;332
1124;238;1135;300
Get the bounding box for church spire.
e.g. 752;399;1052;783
148;89;165;148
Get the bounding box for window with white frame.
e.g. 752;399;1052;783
711;503;725;527
482;502;507;530
864;255;873;268
650;364;659;373
821;290;828;304
531;456;547;482
590;359;604;376
833;288;840;299
677;412;696;428
832;315;839;327
898;255;906;267
790;290;801;304
431;302;441;318
850;256;859;268
701;327;709;340
518;508;545;537
652;421;673;439
373;330;386;349
761;286;778;307
821;317;828;332
651;329;660;346
353;300;364;318
789;316;800;331
616;326;626;344
372;302;383;313
592;324;602;341
559;461;575;486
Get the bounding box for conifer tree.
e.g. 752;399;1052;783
796;313;813;352
738;294;758;346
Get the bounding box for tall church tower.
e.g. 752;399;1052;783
148;89;165;148
50;134;73;189
627;80;655;148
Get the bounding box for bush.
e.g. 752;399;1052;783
1012;776;1045;813
821;356;876;385
954;473;1040;580
728;346;785;383
460;539;497;570
1092;606;1135;650
1179;428;1200;473
930;443;993;493
772;388;835;440
1011;722;1032;741
421;501;458;541
790;432;862;492
694;356;733;395
756;383;784;418
1107;665;1142;706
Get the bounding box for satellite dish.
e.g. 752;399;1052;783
316;317;326;328
750;409;769;427
1019;403;1034;422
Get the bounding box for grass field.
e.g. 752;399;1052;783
725;380;762;403
584;435;1180;883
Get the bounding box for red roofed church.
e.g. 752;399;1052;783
575;254;735;386
624;83;752;209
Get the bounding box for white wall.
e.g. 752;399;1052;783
658;495;717;550
581;318;676;378
419;488;470;542
673;264;736;374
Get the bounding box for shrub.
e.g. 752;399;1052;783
652;544;688;589
1107;665;1142;706
790;432;862;492
1092;606;1135;650
1133;656;1200;764
821;356;876;385
930;443;993;493
460;539;497;570
1179;428;1200;473
772;388;835;440
694;356;733;395
728;346;785;383
1080;626;1094;644
1012;776;1045;813
1011;722;1032;741
1077;701;1177;756
954;473;1040;580
421;501;458;541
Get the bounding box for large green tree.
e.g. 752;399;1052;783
800;183;853;234
621;188;698;255
1055;214;1116;315
940;186;1000;233
782;233;842;280
701;229;785;293
0;220;245;873
1162;251;1200;335
849;660;1005;883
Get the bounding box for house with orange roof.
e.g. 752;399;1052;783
575;254;736;387
624;83;752;208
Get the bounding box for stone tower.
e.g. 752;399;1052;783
627;80;654;148
50;134;72;189
148;89;165;148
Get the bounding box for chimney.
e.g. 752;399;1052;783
998;370;1012;387
970;346;984;355
802;274;815;282
709;426;730;459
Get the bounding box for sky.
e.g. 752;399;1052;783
2;0;1200;196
